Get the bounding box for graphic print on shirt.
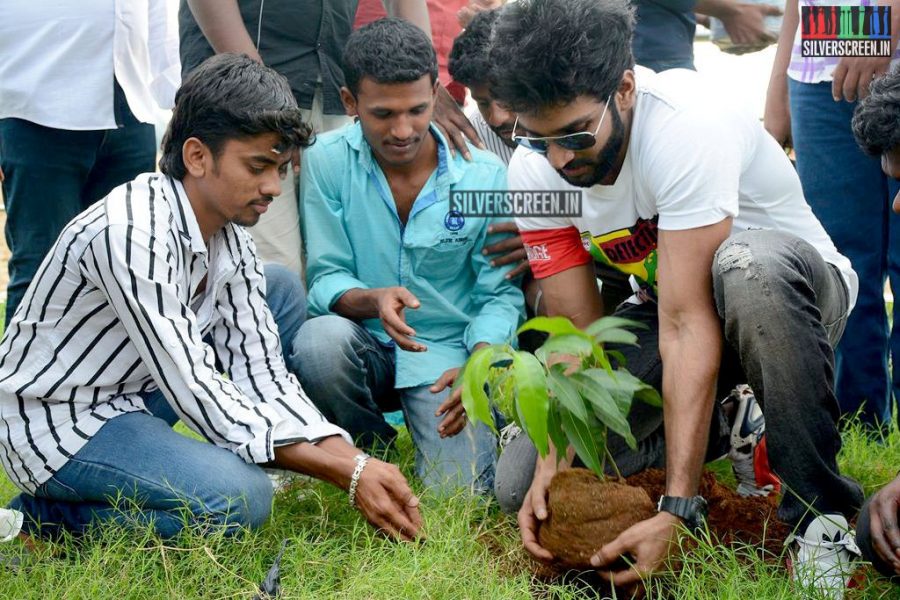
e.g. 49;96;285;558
582;216;659;291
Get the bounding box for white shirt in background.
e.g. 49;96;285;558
0;0;180;130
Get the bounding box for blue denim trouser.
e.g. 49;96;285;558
495;231;864;528
0;83;156;326
7;264;306;539
287;315;497;495
790;78;900;429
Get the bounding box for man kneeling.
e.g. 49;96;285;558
0;54;421;542
290;19;524;494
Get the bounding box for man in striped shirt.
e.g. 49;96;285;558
0;54;422;543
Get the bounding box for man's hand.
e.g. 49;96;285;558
518;450;570;561
433;85;484;160
431;367;466;437
353;458;424;542
590;511;682;589
719;3;781;46
457;0;505;28
484;221;531;278
866;475;900;573
832;56;892;102
375;287;426;352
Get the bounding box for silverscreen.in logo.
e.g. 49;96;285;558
449;190;583;217
800;5;891;57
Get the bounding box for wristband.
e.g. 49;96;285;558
348;453;370;507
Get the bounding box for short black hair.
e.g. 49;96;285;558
342;17;438;96
852;67;900;156
489;0;635;113
159;53;312;180
448;10;499;89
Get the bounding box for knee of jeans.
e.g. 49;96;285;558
264;263;307;320
288;315;361;375
205;467;273;533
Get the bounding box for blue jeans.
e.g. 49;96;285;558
7;264;306;539
790;78;900;429
0;82;156;326
287;315;497;495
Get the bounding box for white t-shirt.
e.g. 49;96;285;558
513;66;857;312
0;0;180;130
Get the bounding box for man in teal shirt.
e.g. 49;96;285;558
290;18;524;494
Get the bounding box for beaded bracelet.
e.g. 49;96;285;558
348;453;370;507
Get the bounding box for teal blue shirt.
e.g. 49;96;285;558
300;122;525;388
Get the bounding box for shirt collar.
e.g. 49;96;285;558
345;120;465;186
166;177;209;254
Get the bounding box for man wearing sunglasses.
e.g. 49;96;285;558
490;0;864;596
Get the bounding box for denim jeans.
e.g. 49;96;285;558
495;230;864;528
7;264;306;539
287;315;497;495
790;78;900;429
0;83;156;326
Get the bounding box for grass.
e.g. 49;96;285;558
1;296;900;598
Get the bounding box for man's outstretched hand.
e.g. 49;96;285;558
590;512;682;590
375;287;426;352
431;367;466;437
865;475;900;574
353;458;424;542
484;221;531;279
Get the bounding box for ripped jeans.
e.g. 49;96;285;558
494;229;863;528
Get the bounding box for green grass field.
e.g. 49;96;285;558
2;300;900;598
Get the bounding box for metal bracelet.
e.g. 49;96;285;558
348;453;370;507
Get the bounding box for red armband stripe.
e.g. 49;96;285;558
520;226;592;279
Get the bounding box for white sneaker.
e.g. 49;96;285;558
788;514;860;599
722;385;774;497
498;422;522;451
0;508;22;542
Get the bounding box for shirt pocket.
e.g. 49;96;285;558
407;231;477;280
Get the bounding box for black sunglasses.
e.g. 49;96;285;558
511;95;612;155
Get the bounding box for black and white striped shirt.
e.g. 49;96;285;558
465;105;516;166
0;174;348;494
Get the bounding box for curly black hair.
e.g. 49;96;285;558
159;53;312;180
489;0;635;113
852;67;900;156
342;17;437;96
448;9;499;88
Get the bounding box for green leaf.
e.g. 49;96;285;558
559;406;605;479
579;368;634;415
546;405;569;460
585;316;647;336
592;328;639;346
547;370;590;423
606;349;628;367
517;316;588;338
511;351;550;457
460;346;498;434
635;386;663;408
571;372;637;450
535;333;594;364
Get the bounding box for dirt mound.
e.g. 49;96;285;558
538;469;657;568
530;468;790;580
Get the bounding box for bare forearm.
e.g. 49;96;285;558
332;288;382;320
383;0;432;42
187;0;261;59
539;266;605;330
658;317;722;497
768;0;798;85
694;0;739;19
273;435;359;490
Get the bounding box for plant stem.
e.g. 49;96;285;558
605;444;624;481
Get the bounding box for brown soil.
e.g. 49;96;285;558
538;469;656;569
532;467;790;579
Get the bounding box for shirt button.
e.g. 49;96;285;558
316;42;322;49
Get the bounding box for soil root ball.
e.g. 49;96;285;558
537;469;656;569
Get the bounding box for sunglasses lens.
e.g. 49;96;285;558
556;133;596;151
514;137;549;154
